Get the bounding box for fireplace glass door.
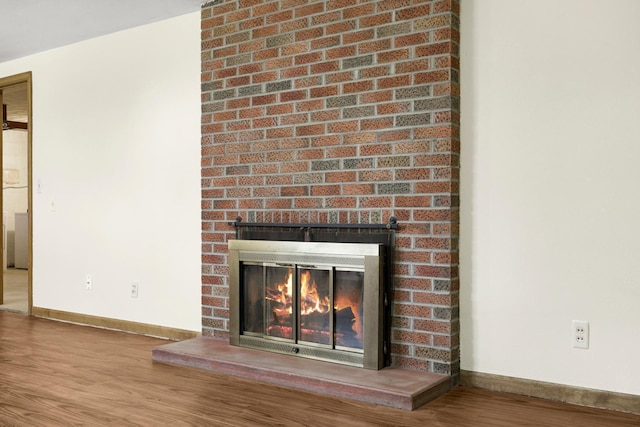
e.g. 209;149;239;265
229;239;384;369
241;263;364;353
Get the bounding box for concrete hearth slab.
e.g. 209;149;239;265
152;337;451;411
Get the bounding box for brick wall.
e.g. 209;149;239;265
201;0;460;377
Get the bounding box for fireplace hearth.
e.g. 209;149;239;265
229;239;386;369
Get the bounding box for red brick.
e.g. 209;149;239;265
253;48;279;61
296;124;325;136
267;174;295;185
327;120;359;133
359;144;392;156
379;75;412;89
266;127;294;138
310;61;339;74
311;36;341;50
251;71;278;84
297;148;324;159
295;51;323;65
266;198;293;209
240;16;264;30
343;4;375;18
396;5;431;20
360;13;393;28
377;101;411;115
343;29;374;44
296;28;324;42
326;21;356;35
361;117;394;130
280;113;308;125
311;185;340;196
227;98;250;109
358;170;392;181
239;107;262;119
311;10;341;25
311;135;340;147
238;62;262;75
253;117;277;128
266;10;293;24
415;42;456;57
325;197;357;208
295;3;325;17
281;18;308;33
296;99;324;111
214;110;237;122
294;198;323;209
310;86;338;98
254;2;279;16
327;0;358;10
325;171;356;182
252;94;277;106
311;109;340;122
414;125;456;138
281;162;309;173
414;320;451;334
343;80;374;94
360;90;393;104
377;49;410;63
281;138;310;149
226;120;250;131
359;196;392;208
326;71;354;84
342;132;376;144
326;45;356;59
343;184;375;195
265;57;293;70
214;67;237;79
282;42;308;56
280;90;307;102
414;209;454;221
281;66;310;78
266;103;294;115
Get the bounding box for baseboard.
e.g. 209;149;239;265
31;307;200;341
460;370;640;415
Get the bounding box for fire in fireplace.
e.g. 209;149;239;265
229;239;386;369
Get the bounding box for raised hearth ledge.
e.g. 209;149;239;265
152;337;451;411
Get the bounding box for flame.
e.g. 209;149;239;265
300;270;330;315
272;269;293;316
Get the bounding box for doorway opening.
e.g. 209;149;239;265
0;72;32;314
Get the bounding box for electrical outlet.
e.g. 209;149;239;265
85;274;92;290
572;320;589;349
131;282;139;298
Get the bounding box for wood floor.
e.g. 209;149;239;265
1;311;639;426
0;268;28;313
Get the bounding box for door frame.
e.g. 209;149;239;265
0;71;33;312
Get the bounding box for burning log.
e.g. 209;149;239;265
336;306;357;336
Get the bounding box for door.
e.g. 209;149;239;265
0;72;32;313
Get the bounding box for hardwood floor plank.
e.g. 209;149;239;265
1;311;639;426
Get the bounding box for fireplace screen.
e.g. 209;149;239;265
229;240;384;369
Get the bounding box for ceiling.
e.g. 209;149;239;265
1;0;203;127
0;0;203;63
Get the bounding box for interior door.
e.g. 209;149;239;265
0;72;32;312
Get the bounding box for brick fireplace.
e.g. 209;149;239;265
200;0;460;382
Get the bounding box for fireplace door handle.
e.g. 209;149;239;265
298;264;317;269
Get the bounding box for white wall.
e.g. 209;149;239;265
461;0;640;395
0;12;202;331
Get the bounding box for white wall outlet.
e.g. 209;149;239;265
131;282;139;298
572;320;589;349
85;274;92;290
